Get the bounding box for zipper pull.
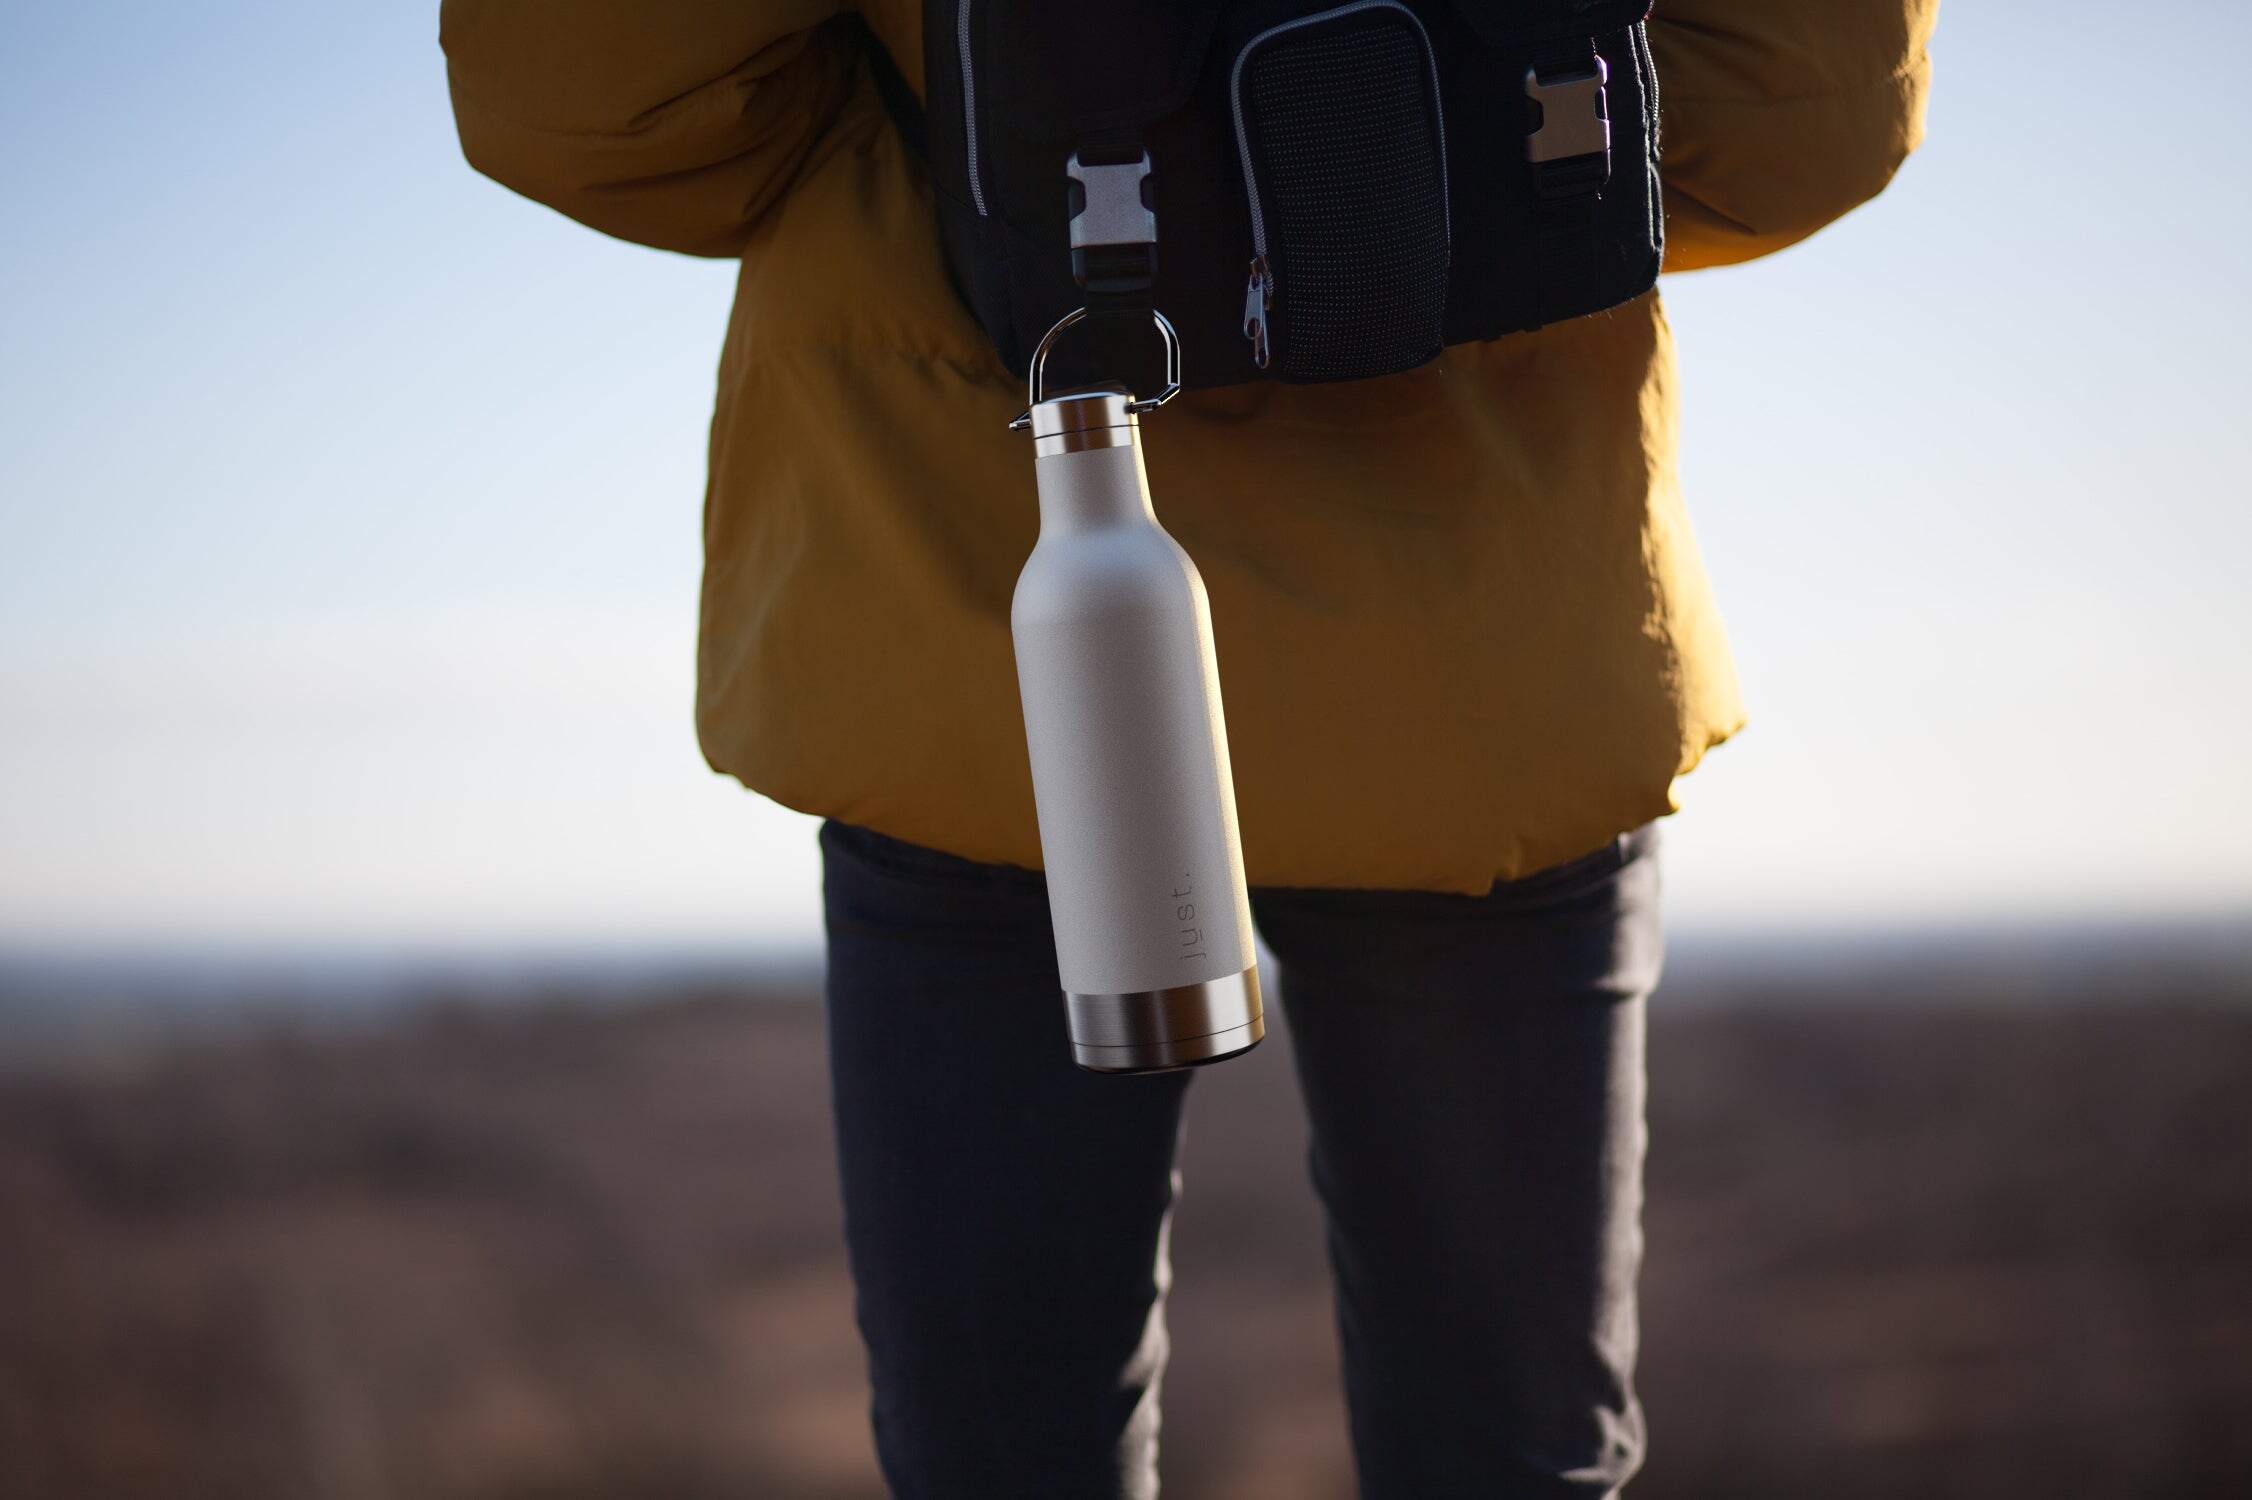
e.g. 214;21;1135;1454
1242;256;1273;369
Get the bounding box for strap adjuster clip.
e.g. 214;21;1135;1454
1524;56;1610;198
1067;151;1158;293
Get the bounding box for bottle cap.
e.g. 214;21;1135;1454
1030;386;1135;442
1028;387;1138;455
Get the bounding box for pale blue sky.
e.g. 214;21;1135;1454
2;2;2247;948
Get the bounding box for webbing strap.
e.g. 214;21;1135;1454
845;13;926;162
1068;128;1160;388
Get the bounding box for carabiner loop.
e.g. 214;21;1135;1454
1008;307;1182;430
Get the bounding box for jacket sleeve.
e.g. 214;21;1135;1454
440;0;858;256
1649;0;1938;271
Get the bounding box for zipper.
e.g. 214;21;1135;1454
1243;255;1273;368
1229;0;1448;367
957;0;987;215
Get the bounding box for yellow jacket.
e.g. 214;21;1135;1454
442;0;1936;892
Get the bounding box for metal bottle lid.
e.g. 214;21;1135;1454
1028;386;1138;455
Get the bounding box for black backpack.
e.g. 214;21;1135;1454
858;1;1661;397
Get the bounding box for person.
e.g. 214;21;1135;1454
441;1;1936;1494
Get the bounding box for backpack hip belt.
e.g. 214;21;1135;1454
865;0;1662;395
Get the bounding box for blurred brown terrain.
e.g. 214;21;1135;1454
2;936;2249;1500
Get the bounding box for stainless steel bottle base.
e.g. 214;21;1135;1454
1066;966;1264;1073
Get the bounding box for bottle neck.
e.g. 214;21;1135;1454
1033;441;1159;533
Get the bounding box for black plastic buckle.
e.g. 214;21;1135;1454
1066;151;1158;294
1524;54;1610;199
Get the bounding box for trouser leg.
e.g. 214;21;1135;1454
820;819;1192;1500
1250;826;1661;1499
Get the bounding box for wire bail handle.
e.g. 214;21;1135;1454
1008;307;1182;430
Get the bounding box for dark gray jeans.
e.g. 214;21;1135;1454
821;818;1660;1499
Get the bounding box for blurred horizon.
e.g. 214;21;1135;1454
7;911;2248;1070
3;1;2248;952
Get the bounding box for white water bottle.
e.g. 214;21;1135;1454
1011;383;1263;1072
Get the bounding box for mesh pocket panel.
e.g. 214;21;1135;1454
1244;17;1449;381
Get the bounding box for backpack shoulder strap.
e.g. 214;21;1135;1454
836;11;927;163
